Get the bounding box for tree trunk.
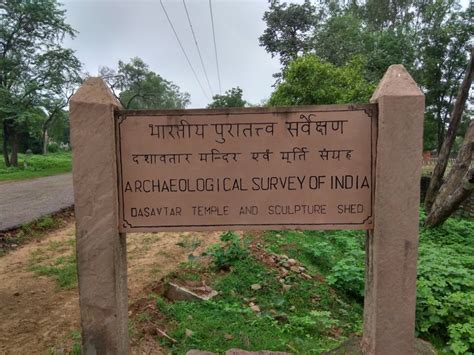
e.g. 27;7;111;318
42;128;49;154
425;48;474;211
2;121;11;167
10;132;19;167
425;121;474;227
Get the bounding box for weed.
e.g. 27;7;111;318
28;239;77;289
206;231;248;270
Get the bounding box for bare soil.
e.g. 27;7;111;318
0;220;222;354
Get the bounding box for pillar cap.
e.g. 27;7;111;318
71;77;122;108
371;65;424;103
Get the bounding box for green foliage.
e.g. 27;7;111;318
151;256;360;354
260;0;473;149
29;239;77;289
206;232;249;270
207;87;247;108
416;214;474;353
265;215;474;354
100;57;190;109
265;230;365;300
1;0;82;165
70;331;82;355
269;55;375;106
0;152;71;181
47;142;59;153
259;0;319;66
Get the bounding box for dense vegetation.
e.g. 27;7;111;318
0;152;71;181
122;216;474;354
261;0;472;152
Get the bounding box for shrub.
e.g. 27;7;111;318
47;142;59;153
206;231;248;270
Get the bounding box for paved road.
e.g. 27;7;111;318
0;173;73;231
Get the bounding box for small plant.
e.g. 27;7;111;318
206;231;248;270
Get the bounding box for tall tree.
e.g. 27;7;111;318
268;55;375;106
259;0;319;67
207;87;247;108
100;57;190;109
424;49;474;212
0;0;82;166
42;70;82;153
425;120;473;226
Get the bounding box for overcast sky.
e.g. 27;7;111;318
62;0;282;108
62;0;470;109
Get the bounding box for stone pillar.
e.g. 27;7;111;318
362;65;424;354
70;78;129;354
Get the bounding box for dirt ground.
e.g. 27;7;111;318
0;221;222;354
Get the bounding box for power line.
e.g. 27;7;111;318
183;0;214;97
160;0;210;101
209;0;222;94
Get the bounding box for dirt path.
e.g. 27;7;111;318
0;174;74;231
0;221;222;354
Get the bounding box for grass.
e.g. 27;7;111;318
29;238;77;290
0;209;73;256
0;151;71;181
134;233;362;354
130;215;473;354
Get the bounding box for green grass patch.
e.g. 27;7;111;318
264;215;474;354
137;215;472;354
0;152;71;181
139;233;362;354
0;211;72;256
29;239;77;290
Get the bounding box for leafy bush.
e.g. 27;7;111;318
416;216;474;354
300;231;365;300
265;215;473;354
47;142;59;153
206;231;248;270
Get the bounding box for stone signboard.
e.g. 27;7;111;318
116;105;377;232
70;65;424;354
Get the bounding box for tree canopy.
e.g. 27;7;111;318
269;55;375;106
1;0;82;165
100;57;190;110
207;87;247;108
260;0;472;151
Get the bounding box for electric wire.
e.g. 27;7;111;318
183;0;214;97
160;0;210;101
209;0;222;94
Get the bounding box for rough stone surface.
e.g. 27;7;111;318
70;77;128;354
323;336;436;355
165;282;218;302
363;65;424;354
0;173;73;231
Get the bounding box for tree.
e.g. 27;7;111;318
41;72;82;153
207;87;247;108
259;0;319;67
424;120;473;227
100;57;190;109
0;0;82;166
268;55;375;106
260;0;472;150
424;49;474;217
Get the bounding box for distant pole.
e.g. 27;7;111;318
70;78;129;354
362;65;424;354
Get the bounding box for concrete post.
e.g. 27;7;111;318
362;65;424;354
70;78;129;354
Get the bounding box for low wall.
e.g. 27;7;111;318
420;176;474;219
